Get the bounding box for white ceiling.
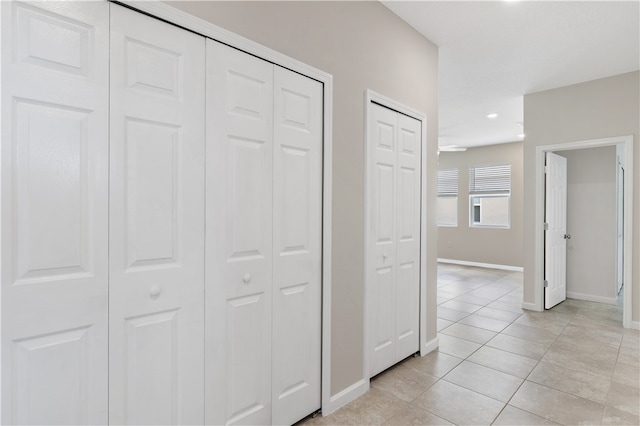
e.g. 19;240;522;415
382;1;640;148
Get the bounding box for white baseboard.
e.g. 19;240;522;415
421;336;439;356
630;321;640;330
567;292;617;305
521;302;541;312
322;379;367;416
438;258;523;272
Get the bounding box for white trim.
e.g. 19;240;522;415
566;292;617;305
438;258;523;272
363;90;429;379
522;302;541;312
322;379;368;416
0;2;3;422
422;336;439;355
533;136;634;329
114;0;336;415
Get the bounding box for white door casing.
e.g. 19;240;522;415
206;39;274;426
109;5;205;425
544;152;568;309
1;1;109;424
367;103;421;377
272;66;322;425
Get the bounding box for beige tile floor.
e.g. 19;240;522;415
299;263;640;425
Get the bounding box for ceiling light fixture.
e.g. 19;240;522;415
486;113;498;119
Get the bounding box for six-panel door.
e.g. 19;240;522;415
206;39;275;426
109;5;205;425
1;1;109;423
368;103;421;377
272;66;323;426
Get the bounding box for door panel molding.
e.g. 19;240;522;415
364;90;429;385
114;0;337;414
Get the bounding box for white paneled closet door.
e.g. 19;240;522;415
368;103;421;377
206;39;322;425
272;66;323;426
1;1;109;424
206;39;274;426
109;5;206;425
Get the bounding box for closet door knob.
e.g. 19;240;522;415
243;274;252;284
383;253;389;260
150;285;161;299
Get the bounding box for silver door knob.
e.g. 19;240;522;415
564;234;571;240
243;274;252;284
150;285;161;299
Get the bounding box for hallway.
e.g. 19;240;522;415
301;264;640;425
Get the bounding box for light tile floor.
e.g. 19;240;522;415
299;263;640;425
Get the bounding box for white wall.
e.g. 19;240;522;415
438;142;523;268
561;147;618;303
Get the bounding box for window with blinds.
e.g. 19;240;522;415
469;164;511;193
437;168;458;226
469;164;511;228
438;168;459;196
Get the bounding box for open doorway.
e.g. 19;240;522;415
534;136;633;328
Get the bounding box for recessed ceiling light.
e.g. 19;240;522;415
486;113;498;119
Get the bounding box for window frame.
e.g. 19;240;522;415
468;164;511;229
468;193;511;229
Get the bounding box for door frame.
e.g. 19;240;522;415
112;0;335;416
533;136;633;328
363;90;428;387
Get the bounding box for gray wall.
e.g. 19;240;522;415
438;142;524;268
562;147;618;303
524;71;639;323
165;1;440;396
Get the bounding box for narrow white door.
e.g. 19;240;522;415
272;66;323;425
544;152;568;309
616;162;624;294
109;5;206;424
367;103;421;377
394;114;421;360
1;1;109;423
206;39;274;426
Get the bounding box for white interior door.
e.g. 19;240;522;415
368;103;421;377
617;162;624;294
394;114;421;360
109;5;205;424
545;152;568;309
1;1;109;423
206;39;274;426
272;66;322;425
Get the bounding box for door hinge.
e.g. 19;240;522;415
543;280;549;288
544;222;549;230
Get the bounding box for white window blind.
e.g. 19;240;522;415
469;164;511;193
438;168;458;196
